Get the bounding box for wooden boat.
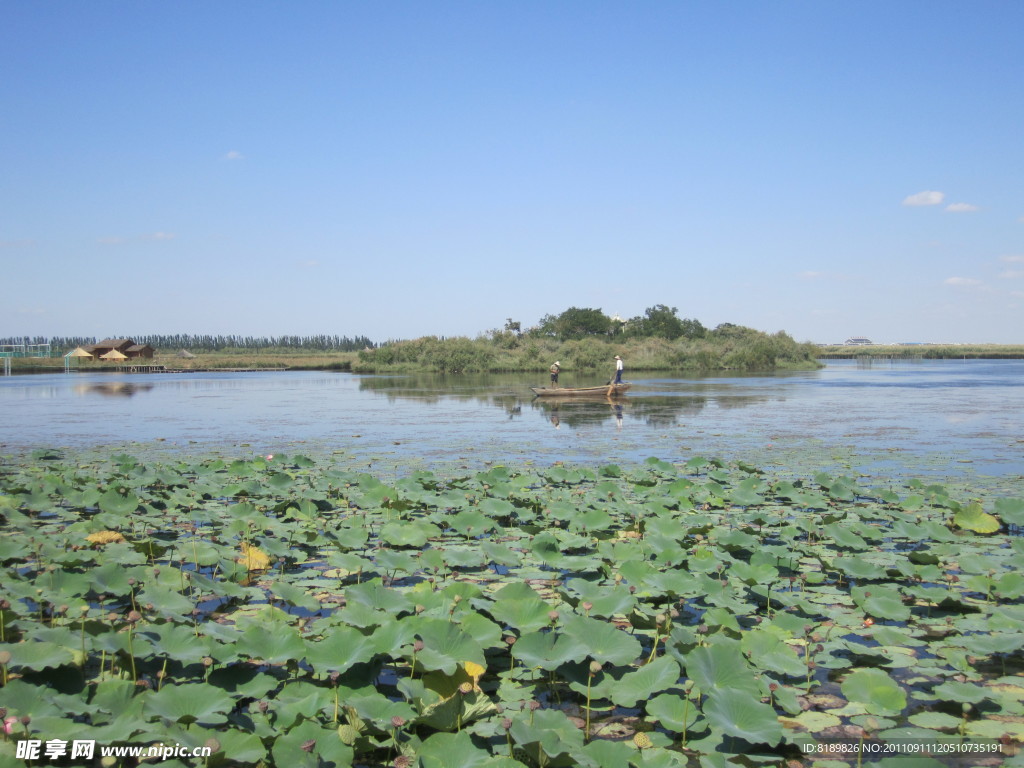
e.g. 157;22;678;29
530;383;631;397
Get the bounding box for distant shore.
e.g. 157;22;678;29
816;343;1024;359
7;342;1024;374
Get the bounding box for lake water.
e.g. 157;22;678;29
2;360;1022;487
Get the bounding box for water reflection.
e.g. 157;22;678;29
77;382;155;398
357;373;782;430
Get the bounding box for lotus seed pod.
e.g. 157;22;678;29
633;732;653;749
127;610;142;624
337;724;359;745
505;635;517;646
135;679;151;689
528;700;541;711
202;656;214;667
393;757;413;768
655;613;667;626
458;682;473;695
768;682;779;692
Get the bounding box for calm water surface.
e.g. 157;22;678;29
2;360;1022;484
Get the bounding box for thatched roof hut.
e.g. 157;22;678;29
100;349;128;360
65;347;94;358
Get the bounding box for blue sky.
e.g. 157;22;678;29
3;2;1022;344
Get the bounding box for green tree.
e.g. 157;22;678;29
553;307;613;339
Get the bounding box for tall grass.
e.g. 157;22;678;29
818;344;1024;359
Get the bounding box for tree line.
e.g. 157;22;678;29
499;304;709;342
1;335;377;352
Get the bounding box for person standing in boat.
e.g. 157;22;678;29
613;355;624;384
549;361;561;387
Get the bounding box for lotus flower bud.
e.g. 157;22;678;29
413;640;424;653
589;661;602;675
0;652;10;666
127;610;142;624
502;718;512;731
135;679;151;689
393;757;413;768
528;700;541;711
548;610;559;623
205;739;221;754
301;739;316;753
582;602;593;613
391;715;406;728
258;701;269;713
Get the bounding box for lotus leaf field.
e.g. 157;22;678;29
1;450;1024;767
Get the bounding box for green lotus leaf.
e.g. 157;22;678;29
512;631;587;671
0;640;74;671
852;585;911;621
823;522;869;550
930;680;991;704
684;641;760;696
419;730;511;768
305;625;379;675
345;579;412;614
740;629;806;677
509;708;585;761
488;597;554;634
646;692;700;733
841;668;907;716
907;711;962;730
994;497;1024;527
703;687;783;746
346;689;417;730
140;623;211;663
413;619;485;675
953;502;1000;534
270;719;353;768
563;578;636;617
562;615;643;666
98;488;141;515
609;656;680;707
145;683;234;726
269;580;322;612
379;520;439;547
236;623;306;665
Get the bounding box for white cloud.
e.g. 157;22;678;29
148;232;176;241
999;270;1024;280
944;277;983;287
224;150;244;160
0;239;34;249
97;236;126;245
1001;254;1024;263
902;190;945;206
298;259;320;268
945;202;979;213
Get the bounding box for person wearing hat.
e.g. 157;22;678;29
549;361;561;387
613;355;624;384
